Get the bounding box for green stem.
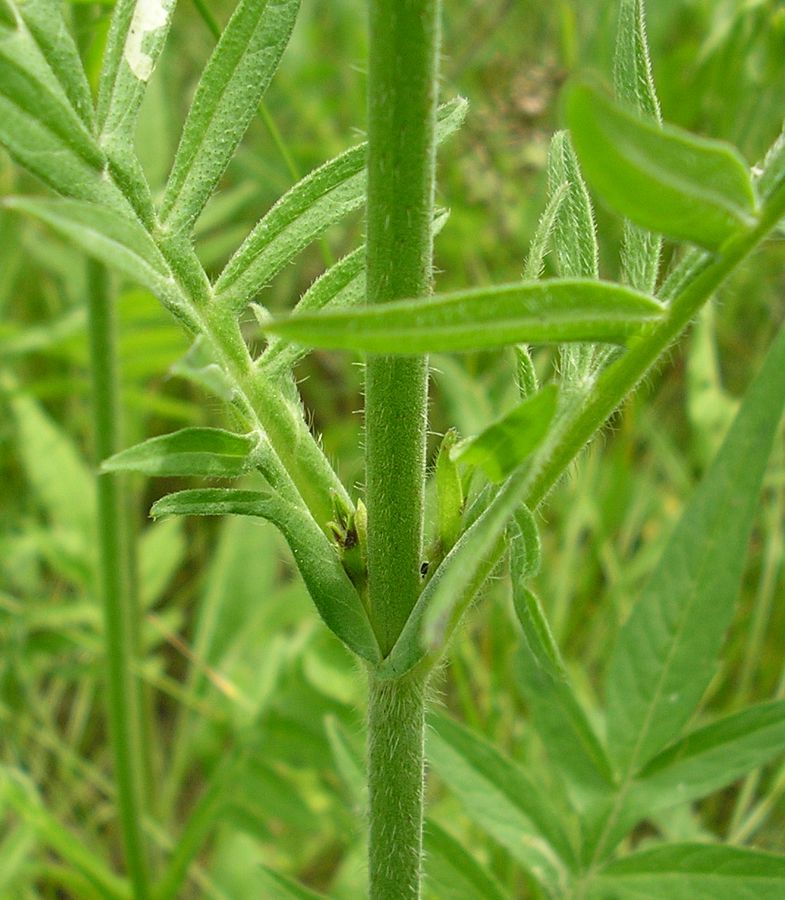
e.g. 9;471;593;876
86;261;151;899
365;0;441;653
367;673;428;900
364;2;441;896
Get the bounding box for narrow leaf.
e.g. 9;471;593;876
512;587;563;680
427;712;574;892
522;181;568;280
262;279;665;354
514;649;616;808
257;868;326;900
215;98;467;310
451;385;558;482
424;820;508;900
587;844;785;900
2;197;196;330
159;0;301;233
614;0;663;293
14;0;95;128
151;489;380;663
435;429;464;553
565;81;758;250
630;700;785;815
102;428;256;477
605;321;785;773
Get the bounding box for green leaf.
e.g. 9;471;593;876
513;648;616;809
262;279;665;354
102;427;256;477
629;700;785;816
565;81;758;250
522;181;568;281
512;586;563;680
435;429;464;553
2;197;197;330
214;98;467;311
256;867;326;899
510;504;541;581
587;844;785;900
427;713;574;892
614;0;663;293
381;477;523;677
159;0;301;234
546;131;599;383
451;385;558;483
605;320;785;774
13;0;95;128
151;489;380;664
424;820;508;900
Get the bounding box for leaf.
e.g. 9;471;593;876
262;279;665;354
256;867;326;899
0;17;120;204
510;504;541;581
151;489;380;663
522;181;568;281
513;648;616;809
587;844;785;900
13;0;95;128
381;477;522;677
435;429;464;553
427;712;575;892
215;99;467;311
102;427;256;477
424;820;508;900
604;320;785;773
565;81;758;250
614;0;663;293
159;0;301;234
512;586;563;680
2;197;196;330
629;700;785;816
451;385;558;483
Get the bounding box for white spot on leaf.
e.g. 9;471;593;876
125;0;172;82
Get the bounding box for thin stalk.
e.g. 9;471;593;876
86;261;151;899
364;1;441;897
367;673;428;900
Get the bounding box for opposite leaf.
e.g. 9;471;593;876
565;81;757;250
102;428;256;477
262;279;665;354
151;489;380;664
451;384;558;483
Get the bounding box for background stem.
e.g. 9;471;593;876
86;261;151;898
367;673;427;900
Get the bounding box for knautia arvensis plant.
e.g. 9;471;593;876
3;0;785;896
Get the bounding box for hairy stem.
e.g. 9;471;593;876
364;1;441;896
365;0;441;652
86;261;151;899
367;673;428;900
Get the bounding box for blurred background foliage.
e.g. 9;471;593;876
1;0;785;896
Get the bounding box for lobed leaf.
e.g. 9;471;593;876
215;99;467;311
587;844;785;899
565;81;758;250
614;0;663;293
427;713;575;892
604;320;785;773
151;489;380;663
159;0;301;234
261;279;665;354
102;427;256;478
451;384;558;483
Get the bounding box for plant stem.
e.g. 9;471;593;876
364;2;441;896
86;261;151;899
367;672;428;900
365;0;441;653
